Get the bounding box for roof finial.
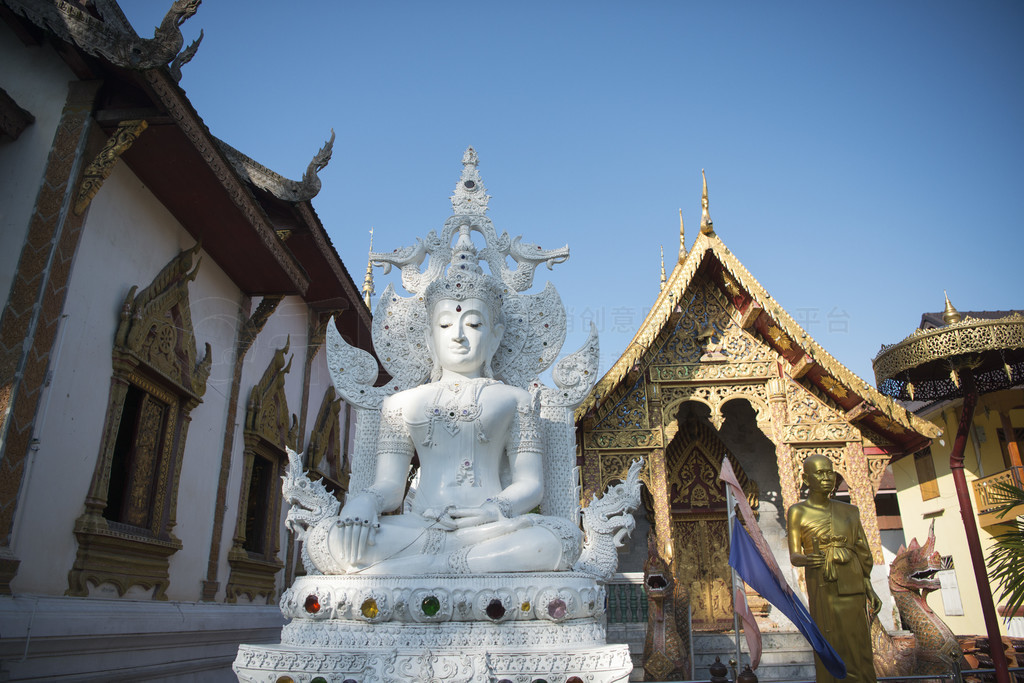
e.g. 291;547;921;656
660;245;667;290
362;227;375;309
700;169;713;235
678;208;686;262
451;146;490;215
942;290;961;325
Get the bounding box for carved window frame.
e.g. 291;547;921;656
306;386;348;496
226;340;297;603
68;245;210;600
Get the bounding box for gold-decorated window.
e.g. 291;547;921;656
226;339;296;603
68;245;209;600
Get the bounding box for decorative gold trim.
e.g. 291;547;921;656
73;119;148;215
226;339;295;602
578;228;940;444
201;295;282;602
69;246;207;599
873;313;1024;390
307;386;346;490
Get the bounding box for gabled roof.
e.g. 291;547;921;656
1;0;373;343
577;225;940;455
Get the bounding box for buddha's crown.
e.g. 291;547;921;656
423;225;505;322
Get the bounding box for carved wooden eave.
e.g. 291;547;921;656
1;0;375;345
577;229;939;456
0;0;201;73
217;132;334;204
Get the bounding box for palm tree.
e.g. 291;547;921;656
986;482;1024;621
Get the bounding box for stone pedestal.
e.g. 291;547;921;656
233;573;633;682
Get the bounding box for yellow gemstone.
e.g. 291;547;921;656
521;601;531;612
361;598;379;619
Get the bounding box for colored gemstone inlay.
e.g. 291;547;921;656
568;677;585;683
361;598;379;619
485;598;506;620
275;678;294;683
521;601;531;613
547;598;567;619
311;678;328;683
303;594;320;614
422;595;441;616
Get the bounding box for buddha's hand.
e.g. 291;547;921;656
336;493;380;563
447;501;504;529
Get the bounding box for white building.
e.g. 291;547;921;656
0;2;374;679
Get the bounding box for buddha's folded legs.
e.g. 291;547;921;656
323;513;569;575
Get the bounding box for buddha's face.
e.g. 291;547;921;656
429;298;503;377
803;455;837;495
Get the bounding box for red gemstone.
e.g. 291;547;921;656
304;594;320;613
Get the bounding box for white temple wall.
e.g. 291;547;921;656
216;294;311;603
165;253;244;602
8;162;243;597
0;22;76;313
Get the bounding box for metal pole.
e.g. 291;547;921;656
726;482;742;672
949;369;1010;683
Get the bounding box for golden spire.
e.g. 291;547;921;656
362;227;375;310
678;208;686;262
942;290;961;325
660;245;666;290
700;169;713;235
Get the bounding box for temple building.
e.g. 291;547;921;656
884;303;1024;638
575;176;939;680
0;1;374;679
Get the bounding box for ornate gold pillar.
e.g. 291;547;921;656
767;376;799;512
845;440;882;564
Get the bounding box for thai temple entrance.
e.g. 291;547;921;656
575;179;939;680
668;410;736;631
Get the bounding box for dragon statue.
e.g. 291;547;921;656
282;447;340;575
573;458;644;581
872;523;964;677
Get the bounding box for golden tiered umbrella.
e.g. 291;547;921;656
874;296;1024;683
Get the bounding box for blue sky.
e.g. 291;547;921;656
120;1;1024;386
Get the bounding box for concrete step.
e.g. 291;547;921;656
606;626;816;682
693;632;815;682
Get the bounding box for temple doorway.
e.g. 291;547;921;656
667;404;755;631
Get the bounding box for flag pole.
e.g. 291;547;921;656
725;478;742;674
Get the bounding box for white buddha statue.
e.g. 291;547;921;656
316;229;581;575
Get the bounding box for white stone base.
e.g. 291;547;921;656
233;573;633;682
234;636;633;683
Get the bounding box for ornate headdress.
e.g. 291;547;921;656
368;147;570;390
422;226;505;324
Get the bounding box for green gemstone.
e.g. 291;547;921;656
311;678;328;683
422;595;441;616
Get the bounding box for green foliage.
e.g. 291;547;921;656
986;482;1024;621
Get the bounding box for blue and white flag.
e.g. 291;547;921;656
720;459;847;679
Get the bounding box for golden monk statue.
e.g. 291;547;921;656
788;454;881;683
